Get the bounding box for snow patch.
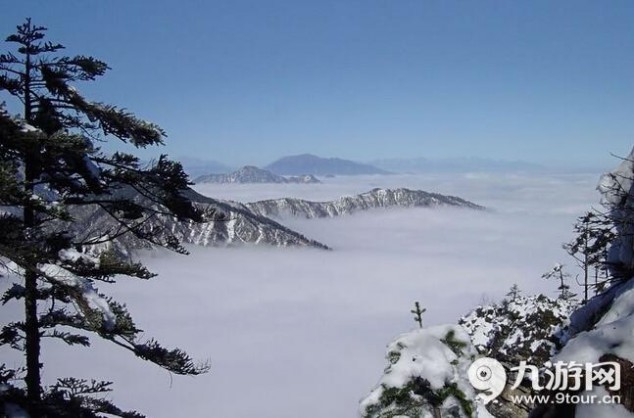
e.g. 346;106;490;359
38;263;115;330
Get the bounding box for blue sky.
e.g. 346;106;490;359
2;1;633;168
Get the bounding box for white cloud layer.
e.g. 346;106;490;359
1;170;606;417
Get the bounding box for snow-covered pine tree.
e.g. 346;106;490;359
0;19;211;416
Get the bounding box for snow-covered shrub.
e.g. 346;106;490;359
360;325;481;418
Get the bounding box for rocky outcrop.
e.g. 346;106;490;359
459;294;576;366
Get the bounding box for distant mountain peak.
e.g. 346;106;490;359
265;154;389;176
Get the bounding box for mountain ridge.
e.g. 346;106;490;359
68;187;483;255
243;187;484;219
66;187;331;256
194;165;320;184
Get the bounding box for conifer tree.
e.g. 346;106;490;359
410;301;426;328
563;211;614;303
505;284;521;303
0;19;210;416
542;264;576;301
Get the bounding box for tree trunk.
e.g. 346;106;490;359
23;37;42;411
23;164;41;411
23;156;42;411
23;182;42;410
432;406;442;418
24;270;41;410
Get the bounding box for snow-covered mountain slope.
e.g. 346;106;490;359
243;188;484;219
545;279;634;417
360;325;490;418
67;187;330;256
194;165;320;184
459;294;576;366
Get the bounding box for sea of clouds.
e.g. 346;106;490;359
1;170;608;417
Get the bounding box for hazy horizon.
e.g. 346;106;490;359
178;152;621;176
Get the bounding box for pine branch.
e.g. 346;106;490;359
42;330;90;347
